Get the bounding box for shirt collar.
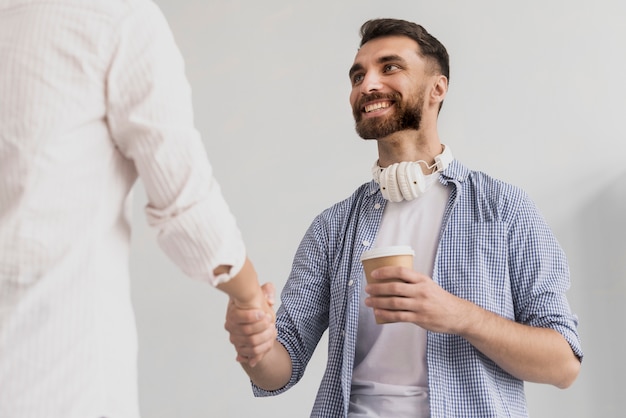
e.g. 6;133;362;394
440;159;470;185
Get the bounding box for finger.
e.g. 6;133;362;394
228;315;276;345
261;282;276;306
229;321;276;346
226;305;269;325
371;265;420;282
372;308;416;324
233;328;277;366
236;337;276;367
365;281;413;297
225;307;274;332
225;319;271;337
239;351;267;368
365;294;413;311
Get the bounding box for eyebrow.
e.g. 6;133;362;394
349;54;408;79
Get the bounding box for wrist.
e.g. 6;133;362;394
232;288;265;310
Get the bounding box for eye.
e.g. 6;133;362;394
351;73;364;85
383;64;400;73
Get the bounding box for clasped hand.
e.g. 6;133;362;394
225;282;277;367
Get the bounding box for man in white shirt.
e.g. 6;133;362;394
0;0;273;417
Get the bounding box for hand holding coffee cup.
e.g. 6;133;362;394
360;245;415;323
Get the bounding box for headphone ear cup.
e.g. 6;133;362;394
377;161;426;202
405;162;426;200
396;162;415;200
379;163;403;202
376;163;389;201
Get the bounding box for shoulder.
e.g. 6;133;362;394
7;0;169;29
302;182;375;242
60;0;168;26
443;160;534;223
316;182;374;222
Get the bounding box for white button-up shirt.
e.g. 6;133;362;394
0;0;245;416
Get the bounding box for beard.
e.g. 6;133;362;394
353;91;424;139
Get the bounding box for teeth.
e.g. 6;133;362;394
364;101;391;113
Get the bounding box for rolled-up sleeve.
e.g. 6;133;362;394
508;194;583;360
105;1;245;286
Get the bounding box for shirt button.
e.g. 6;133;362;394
374;203;381;210
362;240;370;247
348;279;354;286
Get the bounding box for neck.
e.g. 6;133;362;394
376;129;443;171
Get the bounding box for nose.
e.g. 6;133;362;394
360;71;383;94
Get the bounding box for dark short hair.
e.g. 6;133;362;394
359;18;450;82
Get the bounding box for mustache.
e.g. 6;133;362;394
355;92;401;110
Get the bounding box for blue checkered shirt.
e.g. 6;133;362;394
253;159;583;417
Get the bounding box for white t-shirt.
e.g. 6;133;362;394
0;1;245;416
349;175;450;417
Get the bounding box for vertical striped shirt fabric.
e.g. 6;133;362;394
252;159;583;418
0;0;246;416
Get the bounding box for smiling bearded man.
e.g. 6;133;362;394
223;18;582;418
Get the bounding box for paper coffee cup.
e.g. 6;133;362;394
360;246;414;324
360;245;415;285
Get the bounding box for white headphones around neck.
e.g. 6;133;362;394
372;144;453;202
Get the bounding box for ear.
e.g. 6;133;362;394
430;75;448;107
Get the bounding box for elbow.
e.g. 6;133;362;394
554;355;581;389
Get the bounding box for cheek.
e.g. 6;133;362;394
349;91;359;109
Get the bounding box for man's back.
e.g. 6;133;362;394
1;1;189;416
0;0;135;280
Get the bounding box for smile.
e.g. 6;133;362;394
363;101;393;113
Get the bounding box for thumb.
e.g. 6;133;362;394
261;282;276;306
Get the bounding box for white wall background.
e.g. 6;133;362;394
129;0;626;416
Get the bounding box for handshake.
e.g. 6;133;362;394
225;281;277;368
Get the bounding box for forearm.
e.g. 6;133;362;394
216;258;265;308
459;302;581;388
241;340;292;391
